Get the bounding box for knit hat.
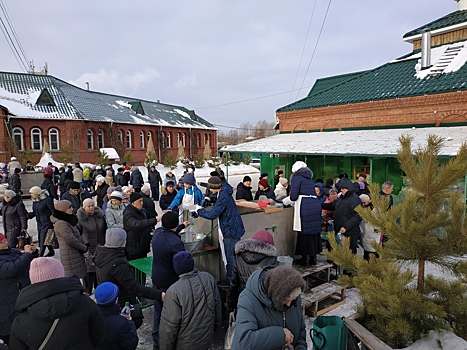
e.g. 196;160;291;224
29;186;42;195
69;181;80;189
277;170;284;175
166;181;175;187
96;175;105;183
263;266;306;312
54;200;72;212
162;211;179;230
95;282;119;306
279;177;288;185
29;257;65;284
105;228;127;248
258;179;269;188
260;173;268;178
141;183;151;194
243;175;252;183
121;186;130;193
208;176;222;189
0;233;6;242
14;168;21;174
130;192;142;203
83;198;94;208
43;167;53;177
110;191;122;201
122;192;129;200
173;251;195;275
210;171;218;177
10;156;16;161
107;186;117;194
183;173;195;186
292;161;307;173
359;194;370;203
252;230;275;245
4;190;16;198
117;167;124;172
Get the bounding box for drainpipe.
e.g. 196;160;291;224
189;128;192;159
159;126;162;163
421;28;432;70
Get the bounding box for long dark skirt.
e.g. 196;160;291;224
295;233;322;264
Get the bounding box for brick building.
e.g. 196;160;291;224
0;72;217;165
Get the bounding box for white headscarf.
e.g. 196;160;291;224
292;161;307;173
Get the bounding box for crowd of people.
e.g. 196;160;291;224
0;156;394;349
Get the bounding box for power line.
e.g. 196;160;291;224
0;0;29;66
0;16;27;72
295;0;332;100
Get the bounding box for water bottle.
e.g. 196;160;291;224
185;222;198;242
121;302;131;319
337;232;343;246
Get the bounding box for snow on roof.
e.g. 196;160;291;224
222;126;467;157
35;152;63;168
100;148;120;160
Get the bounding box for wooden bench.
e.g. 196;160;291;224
301;281;346;317
293;262;334;283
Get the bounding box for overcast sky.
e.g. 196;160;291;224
0;0;458;130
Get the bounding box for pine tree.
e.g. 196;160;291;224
325;135;467;347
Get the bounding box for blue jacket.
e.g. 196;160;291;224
129;169;144;189
315;182;328;204
167;185;204;210
96;304;138;350
290;167;322;235
198;183;245;239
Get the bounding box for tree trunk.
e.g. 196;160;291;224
417;259;425;294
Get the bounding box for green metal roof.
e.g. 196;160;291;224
306;70;368;97
403;10;467;38
0;71;216;130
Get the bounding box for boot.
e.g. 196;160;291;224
39;246;46;257
45;246;55;257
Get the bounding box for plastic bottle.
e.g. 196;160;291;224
121;302;131;319
337;232;343;246
185;222;198;242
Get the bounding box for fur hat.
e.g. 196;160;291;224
162;212;179;230
263;266;306;312
173;251;195;275
95;282;119;306
96;175;105;183
69;181;80;190
183;173;195;186
110;191;122;201
166;181;175;187
121;186;130;193
83;198;94;208
130;192;142;203
208;176;222;189
252;230;274;245
279;177;288;185
54;200;72;212
105;228;127;248
359;194;370;203
29;257;65;284
141;183;151;194
29;186;42;195
292;161;307;173
243;176;252;183
4;190;16;198
258;179;269;189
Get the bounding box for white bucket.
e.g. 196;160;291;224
277;255;293;267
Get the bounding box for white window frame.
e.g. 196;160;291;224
140;131;145;148
166;132;171;148
126;131;132;149
87;129;94;150
98;129;104;148
31;127;42;151
182;132;186;147
49;128;59;151
12;127;24;151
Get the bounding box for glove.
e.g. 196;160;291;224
193;205;203;212
80;246;89;254
191;211;199;219
282;196;293;206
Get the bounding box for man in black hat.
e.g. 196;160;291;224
115;167;128;187
236;175;253;201
148;165;162;201
8;168;22;194
62;181;92;214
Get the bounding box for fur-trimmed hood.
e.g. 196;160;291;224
235;238;277;257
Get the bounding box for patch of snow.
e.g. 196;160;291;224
99;148;120;160
130;115;151;125
115;100;132;108
35;152;63;168
173;108;191;119
396;331;467;350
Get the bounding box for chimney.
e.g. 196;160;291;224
456;0;467;11
421;28;432;70
85;82;89;91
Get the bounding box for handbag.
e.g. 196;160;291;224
38;318;60;350
17;231;31;250
311;316;347;350
224;311;236;349
44;229;59;249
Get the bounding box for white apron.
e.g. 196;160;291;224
179;190;195;223
293;194;317;231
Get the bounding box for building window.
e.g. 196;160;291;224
166;132;171;148
118;130;123;143
182;133;186;147
177;132;181;147
139;131;144;148
197;133;201;148
12;127;24;151
87;129;94;150
49;128;59;151
126;131;132;149
98;130;104;148
160;131;166;148
147;131;152;142
31;128;42;151
207;134;211;147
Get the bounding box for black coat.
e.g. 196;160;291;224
10;276;105;350
58;171;72;195
129;169;143;190
77;206;107;263
160;190;177;210
148;169;162;187
41;176;58;200
141;192;157;219
28;192;54;246
94;246;162;305
90;182;109;209
8;173;21;194
254;187;276;200
1;194;28;246
0;248;34;337
236;182;253;201
95;304;138;350
123;204;157;260
115;173;128;187
62;188;92;214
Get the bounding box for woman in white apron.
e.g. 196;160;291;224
166;173;204;222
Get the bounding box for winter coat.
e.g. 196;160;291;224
228;239;277;310
148;169;162;187
58;170;72;195
95;304;138;350
73;167;83;183
10;276;105;350
151;226;185;290
41;175;58;200
77;206;106;269
315;182;328;204
94;246;162;305
167;185;204;210
236;182;253;201
83;167;90;180
289;167;322;235
115;173;128;187
163;173;177;187
7;160;21;175
322;178;362;237
160;189;177;210
90;182;109;209
28;190;54;246
8;173;21;194
0;248;34;337
359;210;382;253
62;188;92;214
198;183;245;240
123;204;157;260
1;193;28;246
106;202;125;229
129;168;144;190
51;211;87;278
274;182;288;200
231;268;307;350
159;270;222;350
254;186;276;200
142;192;157;219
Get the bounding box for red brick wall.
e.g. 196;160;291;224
277;91;467;132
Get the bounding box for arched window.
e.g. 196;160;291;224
49;128;59;151
182;132;186;147
166;132;171;148
98;130;104;148
204;134;208;147
12;127;24;151
118;130;123;143
31;128;42;151
126;131;132;149
197;133;201;148
140;131;145;148
147;131;152;142
160;131;166;148
207;134;211;147
87;129;94;150
177;132;181;147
